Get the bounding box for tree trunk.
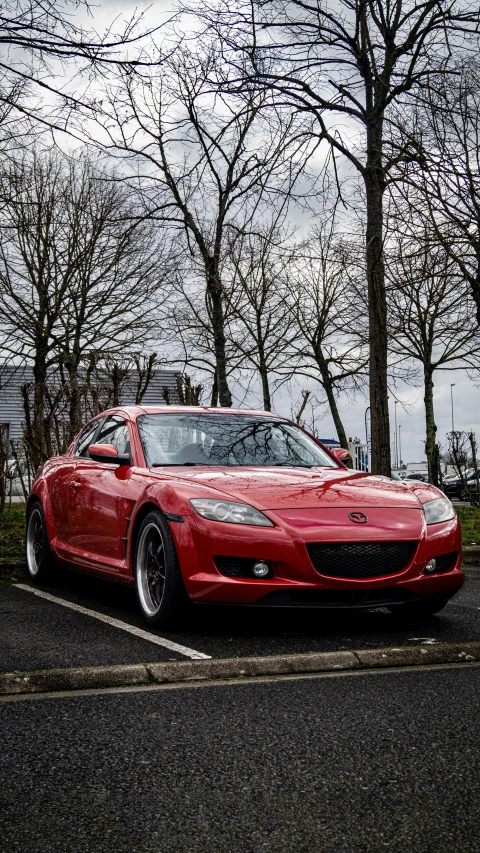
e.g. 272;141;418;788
473;251;480;326
315;350;349;450
424;368;440;486
210;372;219;407
32;344;49;469
0;428;7;517
364;120;391;476
315;348;352;467
206;259;232;407
66;360;82;443
257;333;271;411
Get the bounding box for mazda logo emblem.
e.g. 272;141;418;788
348;512;368;524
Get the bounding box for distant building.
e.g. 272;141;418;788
320;436;369;472
0;364;181;444
406;462;428;473
319;438;341;449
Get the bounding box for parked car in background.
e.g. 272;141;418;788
4;458;29;498
443;469;479;501
404;471;429;483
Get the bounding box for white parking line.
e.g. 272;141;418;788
15;584;211;660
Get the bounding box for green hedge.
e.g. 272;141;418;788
0;503;26;560
455;505;480;545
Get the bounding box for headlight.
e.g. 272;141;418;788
189;499;274;527
423;497;455;525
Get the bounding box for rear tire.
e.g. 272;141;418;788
25;500;55;584
134;509;190;628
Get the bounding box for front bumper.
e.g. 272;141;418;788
172;508;464;608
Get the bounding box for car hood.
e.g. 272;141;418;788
157;466;427;510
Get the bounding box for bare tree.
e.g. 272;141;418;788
163;374;203;406
96;41;313;407
199;0;480;474
0;0;153;144
56;154;174;438
160;263;241;406
224;221;300;410
286;223;368;452
388;233;480;485
0;152;72;465
448;431;480;507
0;150;173;464
396;62;480;326
134;354;158;406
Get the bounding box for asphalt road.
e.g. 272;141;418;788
1;566;480;672
2;665;479;853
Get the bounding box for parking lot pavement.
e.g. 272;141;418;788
2;665;480;853
0;584;207;673
2;565;480;672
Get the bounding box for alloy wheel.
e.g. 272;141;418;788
136;522;166;617
26;507;43;577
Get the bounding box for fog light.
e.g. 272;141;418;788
425;559;437;574
252;561;270;578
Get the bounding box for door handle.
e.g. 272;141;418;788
70;480;81;489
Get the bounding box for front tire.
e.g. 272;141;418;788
25;500;55;584
134;510;190;628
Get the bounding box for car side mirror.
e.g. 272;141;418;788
331;447;351;462
88;443;131;466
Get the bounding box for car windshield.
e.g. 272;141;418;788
137;413;338;469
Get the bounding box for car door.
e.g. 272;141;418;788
67;414;132;570
49;417;103;554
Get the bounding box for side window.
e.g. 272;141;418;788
74;419;101;458
94;416;130;457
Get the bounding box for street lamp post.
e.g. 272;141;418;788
450;384;455;434
365;407;371;472
394;401;398;469
398;425;402;469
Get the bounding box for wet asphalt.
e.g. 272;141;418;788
1;665;480;853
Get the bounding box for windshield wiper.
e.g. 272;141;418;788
152;462;199;467
273;462;313;468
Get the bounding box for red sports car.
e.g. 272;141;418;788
26;406;463;626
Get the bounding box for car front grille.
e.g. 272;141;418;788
306;541;418;579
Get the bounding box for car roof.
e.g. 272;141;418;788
103;405;286;419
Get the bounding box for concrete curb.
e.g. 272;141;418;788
1;643;480;697
463;546;480;566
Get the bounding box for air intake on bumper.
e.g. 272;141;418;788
306;541;418;579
